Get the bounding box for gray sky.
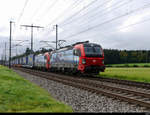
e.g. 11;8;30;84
0;0;150;60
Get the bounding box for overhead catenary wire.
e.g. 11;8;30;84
69;17;150;41
61;3;150;40
17;0;29;24
17;0;123;42
36;1;81;45
38;0;58;22
58;0;133;36
12;0;29;40
41;0;85;42
9;0;150;54
116;17;150;32
60;0;133;27
51;0;98;27
59;0;116;26
30;0;48;23
14;0;57;50
45;0;83;27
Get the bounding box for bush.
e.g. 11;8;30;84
144;65;150;67
133;65;138;67
106;65;112;67
124;64;129;67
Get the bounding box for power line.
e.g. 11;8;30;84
79;0;133;26
17;0;29;23
30;0;48;22
45;0;82;27
60;0;115;26
58;0;132;36
57;0;132;37
38;0;58;22
115;17;150;32
20;24;44;52
61;3;150;40
57;0;98;27
13;0;29;41
71;17;150;41
60;0;132;27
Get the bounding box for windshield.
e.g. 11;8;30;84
84;44;103;57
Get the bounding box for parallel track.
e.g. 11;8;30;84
14;67;150;109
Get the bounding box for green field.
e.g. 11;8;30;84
106;63;150;67
0;65;73;112
100;68;150;83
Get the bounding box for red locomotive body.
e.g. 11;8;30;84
44;52;50;70
74;43;105;74
48;41;105;74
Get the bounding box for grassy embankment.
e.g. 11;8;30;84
0;65;73;112
106;63;150;67
100;67;150;83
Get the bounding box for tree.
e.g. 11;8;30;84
119;51;128;63
25;47;32;55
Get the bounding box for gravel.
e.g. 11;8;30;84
13;69;150;112
76;77;150;94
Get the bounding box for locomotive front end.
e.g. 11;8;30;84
79;43;105;74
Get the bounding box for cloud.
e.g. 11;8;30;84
1;0;150;60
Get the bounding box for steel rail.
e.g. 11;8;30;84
14;67;150;109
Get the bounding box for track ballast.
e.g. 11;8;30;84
14;67;150;110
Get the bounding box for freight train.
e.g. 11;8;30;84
11;41;105;75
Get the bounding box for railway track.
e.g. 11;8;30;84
91;76;150;89
14;67;150;109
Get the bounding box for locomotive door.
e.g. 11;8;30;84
73;49;80;66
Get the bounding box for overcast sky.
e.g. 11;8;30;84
0;0;150;59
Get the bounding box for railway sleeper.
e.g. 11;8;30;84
139;98;150;102
143;98;150;101
16;68;150;109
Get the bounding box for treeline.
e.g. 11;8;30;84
11;48;150;64
12;48;53;60
104;49;150;64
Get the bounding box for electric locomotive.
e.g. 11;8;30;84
11;41;105;75
48;41;105;74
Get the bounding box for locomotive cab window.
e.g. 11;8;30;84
84;44;103;57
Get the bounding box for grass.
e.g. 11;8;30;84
100;68;150;83
0;65;73;112
106;63;150;67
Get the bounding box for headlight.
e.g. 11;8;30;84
82;59;86;64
